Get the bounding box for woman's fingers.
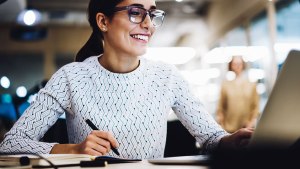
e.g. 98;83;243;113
92;130;119;149
235;128;253;139
85;146;103;156
78;130;119;155
219;127;254;150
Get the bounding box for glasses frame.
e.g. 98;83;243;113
114;5;166;27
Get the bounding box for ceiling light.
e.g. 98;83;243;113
226;71;236;81
274;43;300;64
204;46;266;64
143;47;196;65
17;9;42;26
248;68;265;82
256;83;266;95
16;86;27;98
180;68;220;85
0;76;10;89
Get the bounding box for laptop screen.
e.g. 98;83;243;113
249;50;300;148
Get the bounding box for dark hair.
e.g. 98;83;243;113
75;0;123;62
228;56;246;71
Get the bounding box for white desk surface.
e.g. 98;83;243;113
61;160;208;169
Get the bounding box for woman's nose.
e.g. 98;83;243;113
141;14;153;30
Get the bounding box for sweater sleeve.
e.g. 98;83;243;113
169;66;229;153
0;67;72;154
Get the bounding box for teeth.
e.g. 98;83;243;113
132;35;149;41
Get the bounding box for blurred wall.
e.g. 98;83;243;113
207;0;267;47
0;25;91;79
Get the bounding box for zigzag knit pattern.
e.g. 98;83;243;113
0;55;227;159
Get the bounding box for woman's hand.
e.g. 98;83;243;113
51;130;119;156
76;130;119;156
219;127;254;150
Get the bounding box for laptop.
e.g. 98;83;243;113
147;155;211;165
210;50;300;169
249;50;300;149
149;50;300;166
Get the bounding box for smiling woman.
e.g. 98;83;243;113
75;0;166;74
0;0;254;159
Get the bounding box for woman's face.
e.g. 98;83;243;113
104;0;157;58
231;57;244;75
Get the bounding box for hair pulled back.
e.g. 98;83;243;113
75;0;123;62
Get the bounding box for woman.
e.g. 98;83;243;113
217;56;260;133
0;0;252;159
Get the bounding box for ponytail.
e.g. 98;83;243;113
75;31;104;62
75;0;122;62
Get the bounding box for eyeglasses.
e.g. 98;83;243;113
114;5;166;27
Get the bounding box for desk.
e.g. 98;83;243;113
0;155;208;169
58;161;208;169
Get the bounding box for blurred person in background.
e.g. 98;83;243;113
216;56;260;133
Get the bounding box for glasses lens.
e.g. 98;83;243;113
127;7;165;27
128;7;145;23
150;10;165;27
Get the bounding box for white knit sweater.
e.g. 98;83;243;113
0;55;228;159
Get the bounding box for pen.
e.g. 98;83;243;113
85;119;120;156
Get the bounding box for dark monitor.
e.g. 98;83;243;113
10;26;47;41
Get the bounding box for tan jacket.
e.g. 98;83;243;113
216;77;260;133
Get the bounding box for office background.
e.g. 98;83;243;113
0;0;300;156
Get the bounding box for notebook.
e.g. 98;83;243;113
0;154;94;167
249;50;300;149
0;154;141;168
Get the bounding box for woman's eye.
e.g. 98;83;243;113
130;10;142;16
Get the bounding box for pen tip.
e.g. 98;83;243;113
113;148;120;156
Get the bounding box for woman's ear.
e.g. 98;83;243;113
96;13;108;32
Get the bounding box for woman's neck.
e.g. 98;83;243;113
99;53;140;73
